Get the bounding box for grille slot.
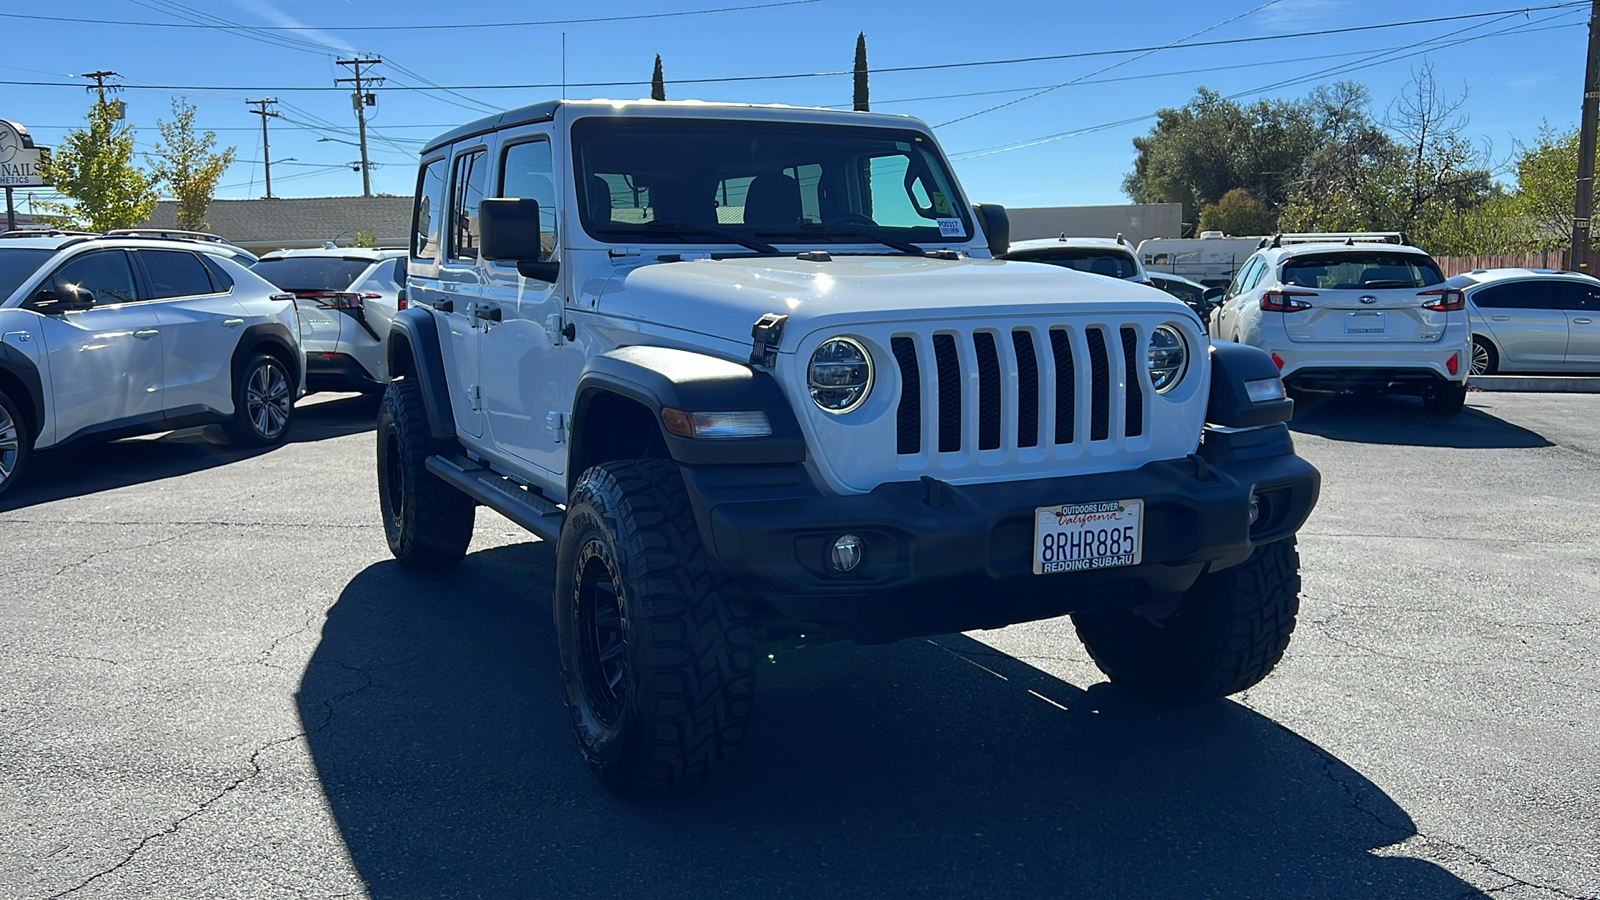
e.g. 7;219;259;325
891;337;921;454
1049;328;1075;444
932;333;962;453
1012;330;1039;449
1120;327;1144;438
1086;328;1111;441
974;332;1002;451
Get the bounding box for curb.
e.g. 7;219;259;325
1469;375;1600;393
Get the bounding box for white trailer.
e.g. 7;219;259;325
1136;231;1265;287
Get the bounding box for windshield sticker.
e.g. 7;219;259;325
937;218;965;238
930;192;951;215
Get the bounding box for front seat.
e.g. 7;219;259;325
743;173;802;228
1089;257;1123;278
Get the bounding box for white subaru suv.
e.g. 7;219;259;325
1208;233;1471;414
0;233;304;498
376;99;1321;797
251;248;408;393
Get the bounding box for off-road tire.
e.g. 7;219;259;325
1423;381;1468;415
554;458;756;798
376;377;475;568
0;388;30;500
1071;537;1301;704
222;353;295;446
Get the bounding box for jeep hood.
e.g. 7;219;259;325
591;255;1193;350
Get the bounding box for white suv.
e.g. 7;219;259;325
376;99;1320;797
1209;233;1471;414
1000;235;1154;285
252;248;407;392
0;234;304;498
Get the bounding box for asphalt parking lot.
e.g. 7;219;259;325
0;391;1595;899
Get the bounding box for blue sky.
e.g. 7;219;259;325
2;0;1589;216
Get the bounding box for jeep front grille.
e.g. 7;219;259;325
891;323;1149;456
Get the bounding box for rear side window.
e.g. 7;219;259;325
1010;248;1138;279
449;150;488;262
252;256;373;292
139;250;216;299
200;254;235;291
413;157;447;261
1282;252;1443;290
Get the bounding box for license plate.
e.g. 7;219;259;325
1345;311;1386;333
1033;500;1144;575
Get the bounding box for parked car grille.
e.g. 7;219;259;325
891;323;1149;457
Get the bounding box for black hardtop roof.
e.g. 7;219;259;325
422;100;561;156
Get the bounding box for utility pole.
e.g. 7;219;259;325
245;99;280;199
80;70;120;105
1571;0;1600;274
334;57;383;197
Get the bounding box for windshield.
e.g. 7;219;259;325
251;257;374;292
1007;248;1139;280
0;248;55;302
1282;252;1444;290
572;117;973;247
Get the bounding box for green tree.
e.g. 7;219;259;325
36;100;158;232
351;228;376;248
147;98;236;231
651;55;666;101
853;32;869;112
1198;188;1272;235
1514;124;1591;251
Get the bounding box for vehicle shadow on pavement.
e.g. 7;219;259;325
299;542;1479;900
1289;393;1551;449
0;394;380;511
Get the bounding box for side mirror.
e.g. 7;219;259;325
479;197;559;282
972;203;1009;258
33;287;95;313
1202;287;1226;305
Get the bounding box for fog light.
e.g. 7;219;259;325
1248;494;1261;525
830;534;863;572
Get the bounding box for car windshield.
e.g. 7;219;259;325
0;248;56;301
251;256;374;292
1282;252;1444;290
1008;248;1139;280
572;117;974;247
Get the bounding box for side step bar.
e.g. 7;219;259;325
425;454;564;542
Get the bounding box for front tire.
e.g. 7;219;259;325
0;388;31;500
223;353;295;446
554;459;756;798
1423;381;1468;415
1072;538;1302;704
376;377;475;568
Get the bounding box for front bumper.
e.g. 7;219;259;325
680;424;1319;641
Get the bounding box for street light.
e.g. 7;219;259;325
317;137;360;148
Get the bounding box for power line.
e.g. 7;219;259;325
0;0;825;31
2;4;1587;94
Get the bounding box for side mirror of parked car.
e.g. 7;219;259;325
1201;287;1225;306
479;197;559;282
972;203;1010;258
32;287;96;314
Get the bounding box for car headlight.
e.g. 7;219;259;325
808;337;873;413
1147;325;1189;393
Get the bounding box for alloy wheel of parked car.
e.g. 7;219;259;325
246;359;293;440
1470;337;1498;376
0;394;26;497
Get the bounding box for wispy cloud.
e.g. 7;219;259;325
1254;0;1350;34
225;0;355;54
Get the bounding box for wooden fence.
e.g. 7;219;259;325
1431;250;1571;275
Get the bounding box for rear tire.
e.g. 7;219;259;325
1423;381;1468;415
377;377;475;568
1072;538;1301;704
1470;336;1498;376
0;388;31;500
223;353;295;446
554;459;756;798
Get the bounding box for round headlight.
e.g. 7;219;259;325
808;337;873;413
1147;325;1189;393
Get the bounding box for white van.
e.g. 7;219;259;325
1137;231;1265;288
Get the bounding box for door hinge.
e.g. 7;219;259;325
545;411;567;444
543;313;575;344
466;384;482;412
749;312;788;368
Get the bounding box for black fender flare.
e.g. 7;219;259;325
388;308;457;439
1206;342;1295;428
231;322;302;392
0;344;45;441
573;346;806;468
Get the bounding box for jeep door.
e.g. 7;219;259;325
134;248;250;415
438;144;493;438
1469;280;1570;367
27;249;165;442
478;133;578;476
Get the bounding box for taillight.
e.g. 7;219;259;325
361;292;381;299
1419;288;1464;311
1261;290;1316;312
269;292;298;310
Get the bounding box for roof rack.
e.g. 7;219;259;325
1262;231;1410;249
105;228;233;245
0;229;100;239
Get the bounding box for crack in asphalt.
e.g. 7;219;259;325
47;528;203;579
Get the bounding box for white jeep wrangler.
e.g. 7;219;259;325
378;99;1321;797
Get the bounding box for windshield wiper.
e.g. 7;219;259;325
763;222;929;257
629;221;782;256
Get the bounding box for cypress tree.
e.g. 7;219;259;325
651;55;666;101
853;33;869;112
